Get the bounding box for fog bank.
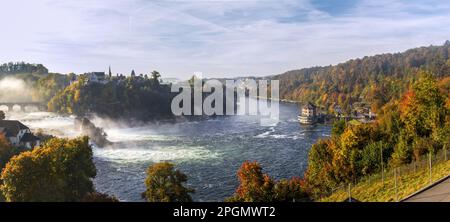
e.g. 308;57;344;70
0;77;35;102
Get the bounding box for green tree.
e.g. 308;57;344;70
0;134;28;201
34;73;69;102
302;139;335;198
143;162;194;202
335;124;377;182
0;134;27;170
47;74;174;121
412;137;434;161
331;119;346;137
0;134;12;169
401;72;446;139
1;137;96;202
390;133;412;167
81;192;119;202
151;71;161;85
273;177;309;202
359;141;387;176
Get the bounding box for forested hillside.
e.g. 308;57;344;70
273;41;450;114
0;62;48;75
0;62;70;103
302;72;450;199
48;76;174;121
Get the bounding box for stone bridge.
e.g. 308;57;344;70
0;102;47;112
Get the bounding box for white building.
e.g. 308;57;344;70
298;102;317;124
0;120;40;149
85;72;108;84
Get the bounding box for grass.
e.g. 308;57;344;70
320;159;450;202
347;119;362;126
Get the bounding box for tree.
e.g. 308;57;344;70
143;162;194;202
228;161;308;202
401;72;446;139
359;141;387;176
273;177;309;202
1;137;96;202
0;110;5;120
274;42;450;114
81;192;119;202
0;134;27;171
34;73;69;102
0;62;48;74
302;139;335;198
389;133;411;167
412;137;434;161
47;73;174;121
188;75;200;87
0;134;13;169
227;161;275;202
151;71;161;85
331;119;346;137
0;134;7;202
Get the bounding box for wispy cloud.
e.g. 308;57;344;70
0;0;449;78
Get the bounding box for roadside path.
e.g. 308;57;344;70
402;176;450;202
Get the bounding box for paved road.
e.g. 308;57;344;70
403;176;450;202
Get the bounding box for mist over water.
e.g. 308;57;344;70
0;77;35;103
5;112;78;137
5;100;331;202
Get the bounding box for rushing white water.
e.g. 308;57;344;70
6;112;78;138
4;101;331;202
94;146;219;163
5;111;218;164
105;127;177;142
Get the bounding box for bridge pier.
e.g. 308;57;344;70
0;102;45;112
38;105;48;112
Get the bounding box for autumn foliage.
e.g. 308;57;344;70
303;72;450;199
228;161;309;202
1;137;97;202
275;42;450;115
81;192;119;202
143;162;194;202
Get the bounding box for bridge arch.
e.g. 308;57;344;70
0;102;47;112
0;105;8;112
11;104;22;112
23;105;37;112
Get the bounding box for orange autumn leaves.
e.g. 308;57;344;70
228;161;308;202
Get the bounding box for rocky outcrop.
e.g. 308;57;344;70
75;117;112;147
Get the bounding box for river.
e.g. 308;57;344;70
5;101;331;202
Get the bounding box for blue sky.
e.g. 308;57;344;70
1;0;450;78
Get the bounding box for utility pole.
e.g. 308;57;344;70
429;152;432;184
348;184;352;202
445;145;447;161
381;146;384;186
394;168;398;202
